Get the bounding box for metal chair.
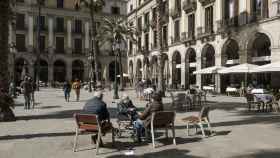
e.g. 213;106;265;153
150;111;176;148
182;106;212;137
245;93;262;111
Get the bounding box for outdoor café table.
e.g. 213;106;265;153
203;85;215;94
254;93;273;104
226;87;238;96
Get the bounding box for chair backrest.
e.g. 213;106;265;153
199;106;210;120
151;111;175;128
245;93;255;102
74;113;100;130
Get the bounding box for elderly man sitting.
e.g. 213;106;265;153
118;94;137;121
83;91;112;146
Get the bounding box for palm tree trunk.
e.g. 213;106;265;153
0;0;10;92
156;0;165;94
89;1;100;85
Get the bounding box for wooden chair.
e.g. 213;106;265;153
245;93;262;111
182;106;212;138
150;111;176;148
73;113;115;155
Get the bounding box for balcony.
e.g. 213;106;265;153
183;0;197;13
181;32;196;46
197;26;213;37
197;26;215;42
170;8;182;19
198;0;215;6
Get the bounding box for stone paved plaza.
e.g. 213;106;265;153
0;88;280;158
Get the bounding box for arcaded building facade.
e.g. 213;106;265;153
9;0;127;85
127;0;280;92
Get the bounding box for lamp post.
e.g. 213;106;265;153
9;42;17;98
112;39;127;99
35;0;43;91
87;53;94;92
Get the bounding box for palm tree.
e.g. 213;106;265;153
0;0;12;92
156;0;165;95
0;0;16;121
75;0;105;85
99;18;136;90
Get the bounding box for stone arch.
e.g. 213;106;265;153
247;32;271;65
201;44;215;86
247;32;272;87
53;60;66;82
72;60;84;81
172;51;181;88
185;48;197;87
201;44;215;68
221;39;239;66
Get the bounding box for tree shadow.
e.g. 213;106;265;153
229;149;280;158
37;105;62;109
105;148;204;158
0;131;75;141
16;107;121;121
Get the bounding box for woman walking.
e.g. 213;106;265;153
72;79;81;101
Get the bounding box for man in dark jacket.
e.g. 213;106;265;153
83;91;111;146
134;92;163;142
83;91;110;122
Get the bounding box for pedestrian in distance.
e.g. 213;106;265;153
63;81;71;102
20;76;32;110
29;77;36;108
72;79;81;101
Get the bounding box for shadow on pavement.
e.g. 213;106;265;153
105;148;204;158
16;107;120;121
229;149;280;158
0;131;75;141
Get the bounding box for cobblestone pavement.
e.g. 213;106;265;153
0;88;280;158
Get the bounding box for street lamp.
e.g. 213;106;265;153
87;52;94;92
112;39;127;99
9;42;17;98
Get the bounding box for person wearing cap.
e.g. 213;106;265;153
134;92;163;142
83;91;111;146
83;91;110;122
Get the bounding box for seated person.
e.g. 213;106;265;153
133;92;164;142
83;91;111;146
117;94;137;121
